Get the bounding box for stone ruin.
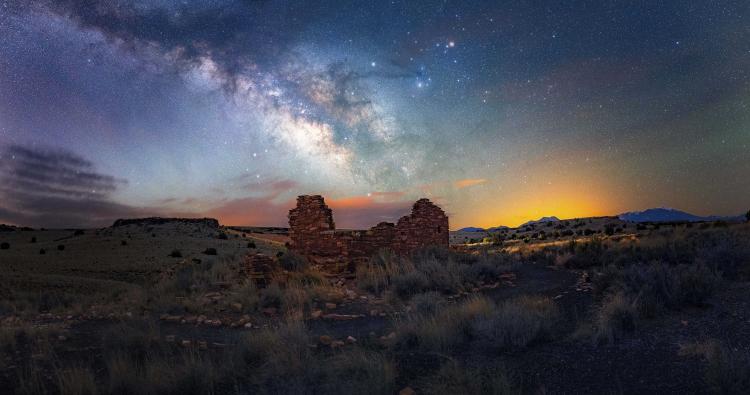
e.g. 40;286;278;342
243;253;278;288
288;195;449;271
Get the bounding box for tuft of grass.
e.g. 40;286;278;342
56;367;97;395
279;251;308;271
16;363;48;395
259;283;283;309
594;292;637;344
395;296;493;352
474;296;559;350
317;349;396;395
680;340;750;394
420;361;516;395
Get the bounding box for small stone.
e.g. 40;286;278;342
322;314;364;321
346;336;357;344
319;335;333;346
330;340;345;348
198;341;208;350
244;322;253;329
230;302;243;312
325;302;337;310
57;335;67;341
399;386;416;395
165;335;175;343
181;340;191;347
262;307;278;316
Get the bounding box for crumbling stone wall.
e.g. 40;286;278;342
393;199;449;254
287;195;449;270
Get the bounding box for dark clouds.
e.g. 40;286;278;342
0;145;149;227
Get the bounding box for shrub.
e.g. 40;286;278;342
202;248;217;255
247;241;256;249
595;292;637;343
101;320;161;360
595;262;721;318
73;229;85;236
57;245;65;251
391;271;429;299
30;237;36;243
356;263;389;294
169;249;183;258
217;233;228;240
474;296;559;350
39;249;46;255
259;283;283;308
680;340;750;394
421;361;513;395
121;240;128;246
395;296;492;352
56;367;97;395
410;292;443;316
279;252;308;271
318;349;396;395
0;242;9;250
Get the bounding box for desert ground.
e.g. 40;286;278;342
1;219;749;394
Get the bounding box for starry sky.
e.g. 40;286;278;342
1;0;749;229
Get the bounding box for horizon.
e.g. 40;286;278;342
0;199;743;230
1;1;749;230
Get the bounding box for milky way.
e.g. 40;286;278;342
1;1;748;228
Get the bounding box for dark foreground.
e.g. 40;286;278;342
1;222;749;394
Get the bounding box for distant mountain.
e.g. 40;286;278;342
618;208;743;223
457;227;486;232
519;216;560;228
487;226;509;232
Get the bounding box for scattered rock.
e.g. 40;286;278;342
181;340;192;347
325;302;337;310
322;314;364;321
319;335;333;346
311;310;323;319
198;341;208;350
165;335;175;343
346;336;357;344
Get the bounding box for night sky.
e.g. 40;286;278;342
1;1;748;229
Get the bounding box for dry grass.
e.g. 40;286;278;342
56;366;98;395
679;340;750;394
594;292;637;344
474;296;559;350
420;361;516;395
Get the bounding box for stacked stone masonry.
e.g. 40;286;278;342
288;195;448;270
